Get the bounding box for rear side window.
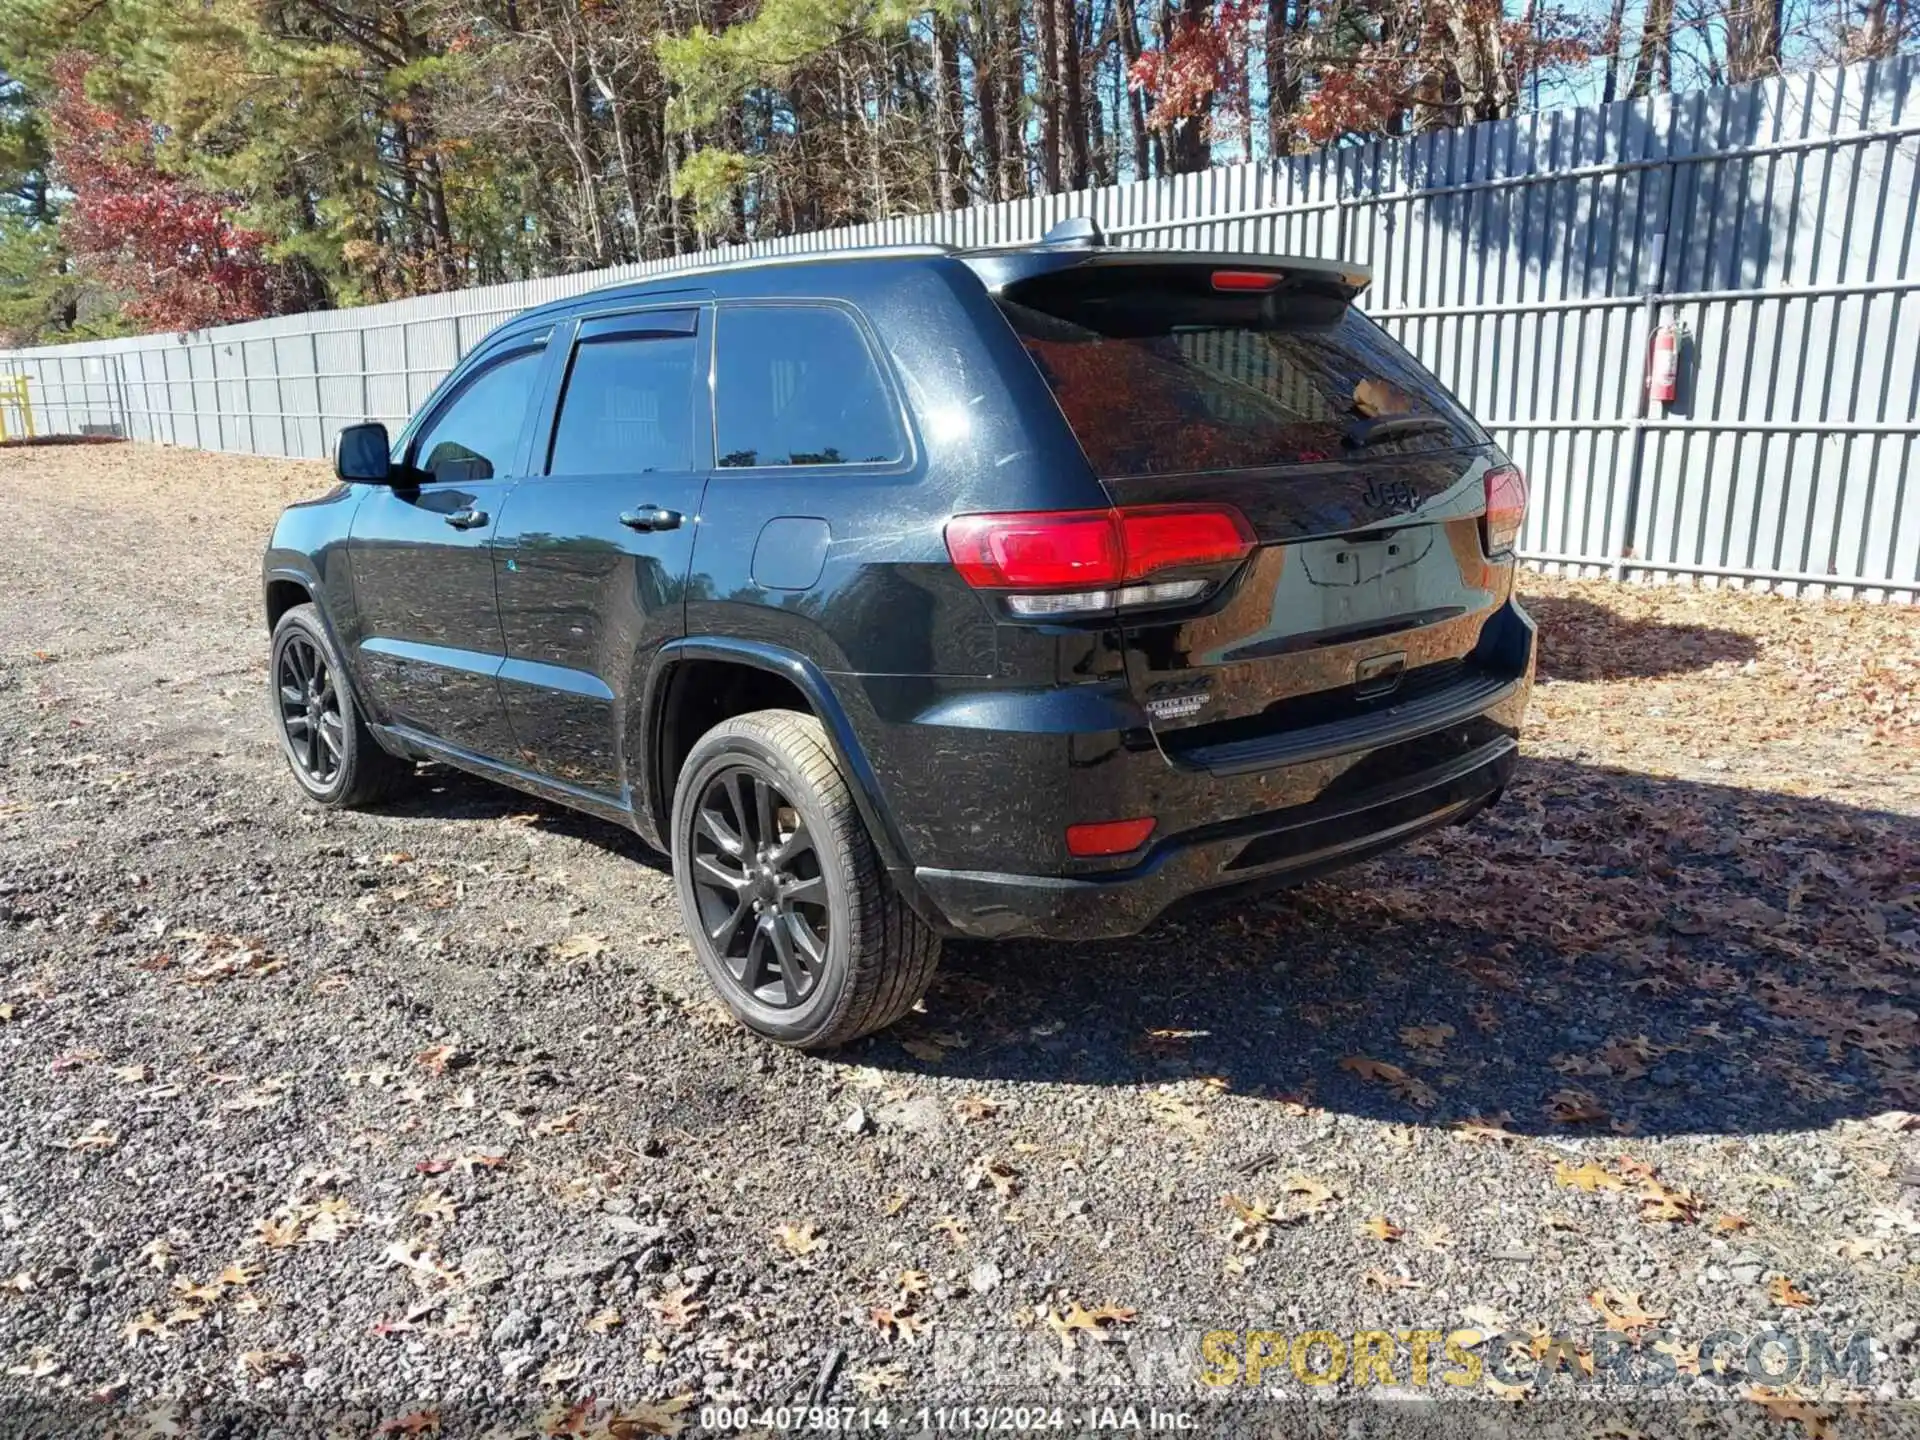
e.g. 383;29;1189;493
412;348;542;482
549;331;699;476
714;305;904;468
998;267;1476;479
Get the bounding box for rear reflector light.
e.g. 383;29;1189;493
945;506;1254;593
1482;465;1528;556
1066;817;1156;857
1005;580;1208;617
1211;270;1284;292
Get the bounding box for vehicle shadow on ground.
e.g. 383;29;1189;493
858;756;1919;1141
375;764;672;874
1526;592;1758;681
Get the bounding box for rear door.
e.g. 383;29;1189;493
348;335;548;759
493;305;709;800
992;259;1516;759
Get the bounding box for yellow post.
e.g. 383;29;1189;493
0;375;35;441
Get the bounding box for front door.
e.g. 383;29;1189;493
347;339;548;758
494;307;709;800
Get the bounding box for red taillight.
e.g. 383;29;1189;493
1066;817;1156;857
944;505;1254;590
1482;465;1527;557
1211;270;1284;292
945;510;1121;589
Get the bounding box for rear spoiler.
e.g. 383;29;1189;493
958;245;1372;303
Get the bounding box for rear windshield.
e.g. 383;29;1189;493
998;267;1477;479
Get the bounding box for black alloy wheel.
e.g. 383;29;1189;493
276;630;345;788
687;764;830;1009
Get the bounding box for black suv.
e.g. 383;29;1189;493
263;227;1535;1047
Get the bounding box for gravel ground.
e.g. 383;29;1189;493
1;442;1917;1439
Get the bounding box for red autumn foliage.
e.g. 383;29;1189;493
1127;1;1259;140
1129;0;1590;149
46;52;287;333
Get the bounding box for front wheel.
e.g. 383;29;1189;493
269;603;410;807
671;709;940;1048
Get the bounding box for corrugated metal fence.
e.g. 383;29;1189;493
5;55;1918;600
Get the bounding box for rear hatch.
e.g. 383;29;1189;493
990;253;1521;768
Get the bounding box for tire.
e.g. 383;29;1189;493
671;709;940;1048
268;602;411;808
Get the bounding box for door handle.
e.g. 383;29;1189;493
444;507;489;530
619;505;683;532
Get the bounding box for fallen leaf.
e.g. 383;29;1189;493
1453;1115;1520;1144
852;1363;907;1399
1554;1160;1624;1193
1399;1023;1455;1052
1714;1213;1752;1234
413;1044;461;1077
550;933;609;963
374;1411;440;1437
1361;1216;1404;1243
55;1120;117;1151
414;1191;458;1227
238;1349;300;1378
585;1308;623;1334
1340;1056;1436;1108
647;1286;703;1331
1283;1174;1337;1215
1545;1089;1609;1125
955;1094;1000;1122
774;1221;822;1257
1361;1268;1422;1291
607;1395;696;1437
122;1312;166;1346
170;1277;224;1305
1221;1194;1278;1250
896;1268;931;1298
1146;1089;1211;1143
1769;1276;1814;1309
869;1304;931;1344
1590;1287;1665;1336
1746;1388;1836;1440
967;1155;1021;1200
1044;1301;1136;1350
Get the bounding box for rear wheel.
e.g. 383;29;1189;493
269;603;410;807
671;710;940;1048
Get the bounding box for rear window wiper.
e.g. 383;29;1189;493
1344;414;1454;449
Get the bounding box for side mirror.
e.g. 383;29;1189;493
335;422;393;483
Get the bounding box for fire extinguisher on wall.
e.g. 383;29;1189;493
1648;322;1681;405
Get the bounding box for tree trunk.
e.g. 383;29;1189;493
1036;0;1063;191
995;0;1029;197
1627;0;1673;97
1061;0;1091;189
1116;0;1153;178
1726;0;1782;79
969;9;1007;202
931;13;969;209
1166;0;1211;172
1601;0;1630;103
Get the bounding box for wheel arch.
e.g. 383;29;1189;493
262;562;384;736
640;639;916;887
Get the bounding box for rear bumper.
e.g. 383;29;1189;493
913;732;1517;939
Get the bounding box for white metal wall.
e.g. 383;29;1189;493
5;55;1917;600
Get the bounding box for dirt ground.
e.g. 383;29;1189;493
0;442;1917;1438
